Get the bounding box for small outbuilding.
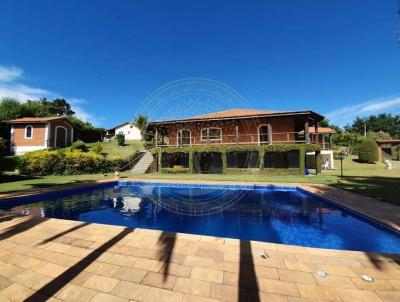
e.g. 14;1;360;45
376;139;400;161
7;117;74;155
104;122;142;141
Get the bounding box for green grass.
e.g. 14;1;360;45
1;155;399;206
87;140;144;159
0;173;116;193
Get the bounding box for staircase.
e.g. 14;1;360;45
131;151;154;174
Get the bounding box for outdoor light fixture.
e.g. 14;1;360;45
339;151;345;179
361;275;374;283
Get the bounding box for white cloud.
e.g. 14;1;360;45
0;64;100;125
0;66;22;82
325;96;400;126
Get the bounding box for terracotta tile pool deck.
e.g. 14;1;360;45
0;179;399;302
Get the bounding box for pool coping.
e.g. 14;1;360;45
0;177;399;233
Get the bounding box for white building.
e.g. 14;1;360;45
104;122;142;141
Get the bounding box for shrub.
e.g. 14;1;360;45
0;137;7;157
116;134;125;146
358;139;379;163
63;150;106;174
91;143;103;154
19;150;63;175
19;149;112;175
71;140;88;152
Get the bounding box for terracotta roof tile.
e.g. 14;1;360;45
187;109;279;119
309;127;337;134
149;108;325;125
6;116;66;123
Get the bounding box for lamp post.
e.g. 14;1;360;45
339;151;345;179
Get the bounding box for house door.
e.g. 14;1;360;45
55;127;67;148
259;125;269;144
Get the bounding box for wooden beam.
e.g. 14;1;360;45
268;124;272;145
315;122;319;145
235;125;239;144
155;128;158;147
305;120;310;144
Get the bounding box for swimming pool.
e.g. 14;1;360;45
1;181;399;253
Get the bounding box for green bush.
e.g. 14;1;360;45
63;150;106;174
91;143;103;154
0;137;7;156
358;139;379;163
116;134;125;146
19;150;63;175
161;167;190;174
71;140;88;151
19;149;113;175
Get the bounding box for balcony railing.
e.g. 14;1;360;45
155;132;314;147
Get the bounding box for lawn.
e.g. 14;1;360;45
0;155;399;206
0;173;116;193
88;140;144;159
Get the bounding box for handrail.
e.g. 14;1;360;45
121;151;146;171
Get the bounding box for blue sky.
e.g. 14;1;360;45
0;0;399;127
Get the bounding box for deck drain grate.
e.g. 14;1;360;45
316;271;327;278
361;275;374;282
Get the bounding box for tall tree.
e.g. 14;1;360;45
133;114;149;138
346;114;400;138
0;98;22;121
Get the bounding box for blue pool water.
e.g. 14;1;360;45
1;181;399;253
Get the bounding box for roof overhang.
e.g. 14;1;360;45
148;110;325;127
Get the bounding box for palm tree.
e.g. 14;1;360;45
133;114;149;140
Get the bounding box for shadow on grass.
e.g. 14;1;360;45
25;227;133;302
332;175;400;206
0;179;100;195
0;174;40;183
351;158;376;164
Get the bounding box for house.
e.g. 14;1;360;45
147;109;331;174
104;122;142;141
7;117;74;155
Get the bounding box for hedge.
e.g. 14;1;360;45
150;144;321;175
358;139;379;163
19;149;125;176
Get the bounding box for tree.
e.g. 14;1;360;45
358;139;379;163
319;119;342;133
21;98;75;117
346;114;400;138
48;98;75;116
0;98;22;121
133;114;149;139
332;132;361;155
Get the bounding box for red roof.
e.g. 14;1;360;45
149;108;325;125
189;109;279;119
309;127;336;134
6;117;67;123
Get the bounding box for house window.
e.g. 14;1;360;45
177;129;191;146
201;128;222;141
258;125;269;144
264;151;300;169
25;125;33;139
